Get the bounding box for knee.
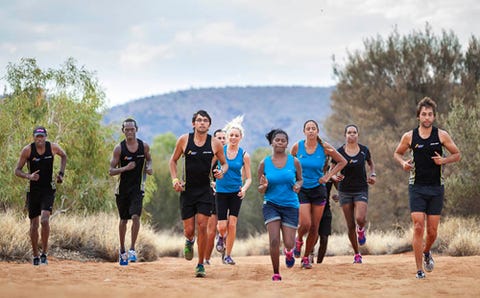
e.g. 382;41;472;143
40;216;50;226
270;237;280;249
30;221;39;230
131;215;140;223
413;222;425;235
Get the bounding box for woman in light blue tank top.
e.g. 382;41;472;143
258;129;303;281
214;116;252;265
290;120;346;268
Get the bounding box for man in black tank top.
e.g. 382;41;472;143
15;126;67;266
394;97;461;279
169;110;228;278
109;118;153;266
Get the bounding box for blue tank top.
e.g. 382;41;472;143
263;155;299;208
216;146;244;193
296;140;326;189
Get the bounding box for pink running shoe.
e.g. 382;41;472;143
294;238;303;258
301;256;312;269
357;226;366;245
272;273;282;281
353;253;362;264
284;248;295;268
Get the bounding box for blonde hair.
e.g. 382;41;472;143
223;115;245;138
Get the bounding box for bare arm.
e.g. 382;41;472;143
257;160;267;194
293;157;303;193
212;138;228;179
238;152;252;198
143;142;153;175
322;142;347;184
14;145;35;180
366;155;376;185
290;142;299;157
393;131;414;171
169;134;187;192
433;129;461;165
109;144;136;176
52;143;67;183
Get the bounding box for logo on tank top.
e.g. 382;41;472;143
414;144;424;149
124;156;134;160
349;159;358;164
187;150;197;155
430;142;440;146
203;150;213;154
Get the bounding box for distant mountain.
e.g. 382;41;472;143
103;86;334;152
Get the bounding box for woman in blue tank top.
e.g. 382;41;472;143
290;120;346;269
215;116;252;265
258;129;303;281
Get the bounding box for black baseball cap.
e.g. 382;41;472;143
33;126;47;137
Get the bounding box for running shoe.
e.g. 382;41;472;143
423;251;434;272
353;253;362;264
195;264;206;278
284;248;295;268
223;255;236;265
119;250;128;266
357;226;366;246
301;256;312;269
416;270;426;279
128;249;137;262
216;236;225;253
184;238;194;261
293;238;303;258
272;273;282;281
33;256;40;266
40;253;48;265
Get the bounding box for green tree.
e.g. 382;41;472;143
325;24;480;229
0;58;116;213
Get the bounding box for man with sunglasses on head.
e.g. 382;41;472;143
15;126;67;266
169;110;228;277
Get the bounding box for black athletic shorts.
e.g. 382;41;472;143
116;190;144;220
298;184;327;205
26;190;55;219
180;186;214;220
409;184;444;215
216;192;243;220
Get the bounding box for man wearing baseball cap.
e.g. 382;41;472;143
15;125;67;266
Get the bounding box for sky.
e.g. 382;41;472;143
1;0;479;107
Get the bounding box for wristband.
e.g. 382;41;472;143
58;171;64;177
370;173;376;177
172;178;180;185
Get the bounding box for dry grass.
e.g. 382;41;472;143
1;211;478;262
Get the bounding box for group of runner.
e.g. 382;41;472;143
15;97;460;281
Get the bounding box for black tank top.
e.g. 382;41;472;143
28;141;54;191
118;139;146;194
409;126;443;185
184;133;214;189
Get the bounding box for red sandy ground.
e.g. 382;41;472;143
1;253;479;297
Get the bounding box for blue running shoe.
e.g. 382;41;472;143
423;251;434;272
223;255;236;265
357;226;366;246
416;270;426;279
195;264;206;277
40;253;48;265
128;249;137;262
284;248;295;268
216;236;225;253
119;250;128;266
33;256;40;266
